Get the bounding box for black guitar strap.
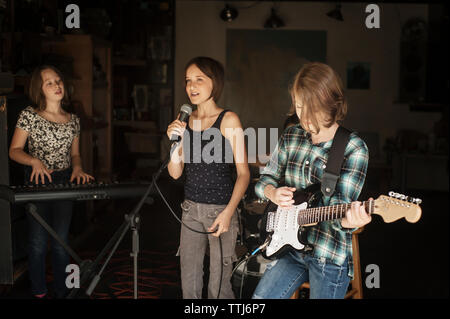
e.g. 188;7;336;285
321;126;352;197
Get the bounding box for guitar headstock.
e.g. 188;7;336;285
372;192;422;223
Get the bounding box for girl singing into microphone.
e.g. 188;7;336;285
166;57;250;299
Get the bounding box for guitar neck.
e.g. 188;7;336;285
298;200;373;225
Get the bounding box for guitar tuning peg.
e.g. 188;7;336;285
400;194;406;200
415;198;422;205
389;191;395;197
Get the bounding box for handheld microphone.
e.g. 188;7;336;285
170;104;192;142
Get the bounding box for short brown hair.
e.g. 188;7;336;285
289;62;347;134
185;57;225;102
29;65;71;112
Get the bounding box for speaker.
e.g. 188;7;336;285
398;18;428;103
0;94;31;284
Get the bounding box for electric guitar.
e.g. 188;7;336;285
259;183;422;259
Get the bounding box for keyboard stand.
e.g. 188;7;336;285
26;203;84;266
25;202;94;297
25;189;146;299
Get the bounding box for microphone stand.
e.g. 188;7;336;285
68;142;177;299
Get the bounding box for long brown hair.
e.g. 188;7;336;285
289;62;347;134
29;65;71;112
184;57;225;102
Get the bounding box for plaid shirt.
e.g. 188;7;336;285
255;124;369;278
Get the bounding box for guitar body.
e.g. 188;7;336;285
258;184;423;260
259;183;322;259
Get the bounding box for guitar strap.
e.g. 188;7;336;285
321;126;352;197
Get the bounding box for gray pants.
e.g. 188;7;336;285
179;199;239;299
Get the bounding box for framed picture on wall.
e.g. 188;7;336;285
225;29;327;132
347;62;371;89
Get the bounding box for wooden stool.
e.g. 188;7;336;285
290;227;364;299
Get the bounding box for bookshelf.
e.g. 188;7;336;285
111;0;175;178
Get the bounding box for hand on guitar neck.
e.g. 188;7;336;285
340;200;372;229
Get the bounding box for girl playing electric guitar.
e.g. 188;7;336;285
252;62;371;299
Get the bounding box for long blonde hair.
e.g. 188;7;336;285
289;62;347;133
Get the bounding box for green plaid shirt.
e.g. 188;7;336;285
255;124;369;278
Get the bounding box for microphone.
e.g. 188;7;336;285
170;104;192;142
168;104;192;163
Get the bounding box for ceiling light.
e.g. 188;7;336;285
220;4;238;22
327;4;343;21
264;7;285;29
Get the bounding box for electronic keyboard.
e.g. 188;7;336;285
0;181;154;204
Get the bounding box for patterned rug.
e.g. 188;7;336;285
45;249;182;299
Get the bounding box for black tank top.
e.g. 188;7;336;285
183;109;234;205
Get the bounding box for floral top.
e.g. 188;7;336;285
16;106;80;171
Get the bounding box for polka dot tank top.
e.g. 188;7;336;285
183;109;234;205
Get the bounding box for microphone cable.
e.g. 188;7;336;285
152;175;224;300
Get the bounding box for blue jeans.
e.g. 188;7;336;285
25;168;73;298
252;251;351;299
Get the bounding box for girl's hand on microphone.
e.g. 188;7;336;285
166;119;187;140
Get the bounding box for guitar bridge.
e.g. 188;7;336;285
266;211;275;232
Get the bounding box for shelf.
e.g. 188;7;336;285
13;75;30;86
409;103;448;112
92;36;112;48
113;120;157;130
113;57;147;66
93;81;109;89
39;34;66;42
69;76;84;81
124;132;161;153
